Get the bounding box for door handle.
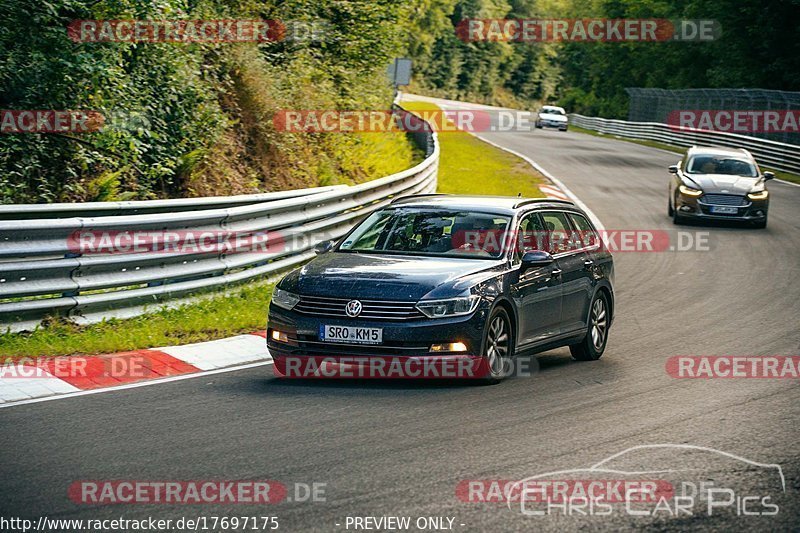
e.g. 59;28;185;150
550;268;563;278
583;259;594;270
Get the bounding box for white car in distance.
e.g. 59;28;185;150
535;105;569;131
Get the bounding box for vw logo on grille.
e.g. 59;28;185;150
345;300;363;318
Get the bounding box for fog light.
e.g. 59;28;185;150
430;342;468;353
680;205;693;212
271;329;289;343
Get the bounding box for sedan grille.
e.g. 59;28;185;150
294;295;425;321
701;194;747;206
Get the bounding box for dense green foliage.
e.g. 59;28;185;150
406;0;800;116
0;0;418;203
3;0;796;203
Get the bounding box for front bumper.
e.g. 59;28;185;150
271;353;490;379
267;303;492;378
538;120;568;129
267;302;489;358
675;194;769;221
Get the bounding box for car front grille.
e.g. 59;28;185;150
701;194;748;206
294;295;425;321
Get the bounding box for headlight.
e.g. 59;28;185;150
416;295;480;318
748;190;769;201
679;184;703;197
271;288;300;310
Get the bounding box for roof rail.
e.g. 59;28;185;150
514;198;575;208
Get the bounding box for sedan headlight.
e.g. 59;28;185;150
271;288;300;310
679;184;703;197
747;190;769;201
416;295;480;319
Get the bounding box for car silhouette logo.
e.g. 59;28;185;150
345;300;363;317
504;443;785;512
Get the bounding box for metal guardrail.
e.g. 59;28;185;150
0;186;347;220
571;114;800;175
0;105;439;331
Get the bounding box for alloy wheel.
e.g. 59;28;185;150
590;297;608;351
486;315;509;375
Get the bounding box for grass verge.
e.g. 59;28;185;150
570;125;800;185
0;282;274;358
1;100;548;358
401;100;546;197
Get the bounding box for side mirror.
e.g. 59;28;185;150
668;165;679;174
521;250;554;270
314;240;335;254
763;171;775;181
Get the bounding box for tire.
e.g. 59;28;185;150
570;292;610;361
668;195;674;217
560;126;568;132
535;122;543;129
480;307;514;384
672;194;684;225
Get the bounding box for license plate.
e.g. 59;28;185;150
320;325;383;345
711;206;738;214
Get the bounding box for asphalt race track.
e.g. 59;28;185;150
2;110;799;531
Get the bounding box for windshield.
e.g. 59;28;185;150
338;208;511;258
685;155;758;177
541;107;565;115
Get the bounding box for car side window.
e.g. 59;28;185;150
567;213;600;250
513;212;545;263
540;212;575;255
